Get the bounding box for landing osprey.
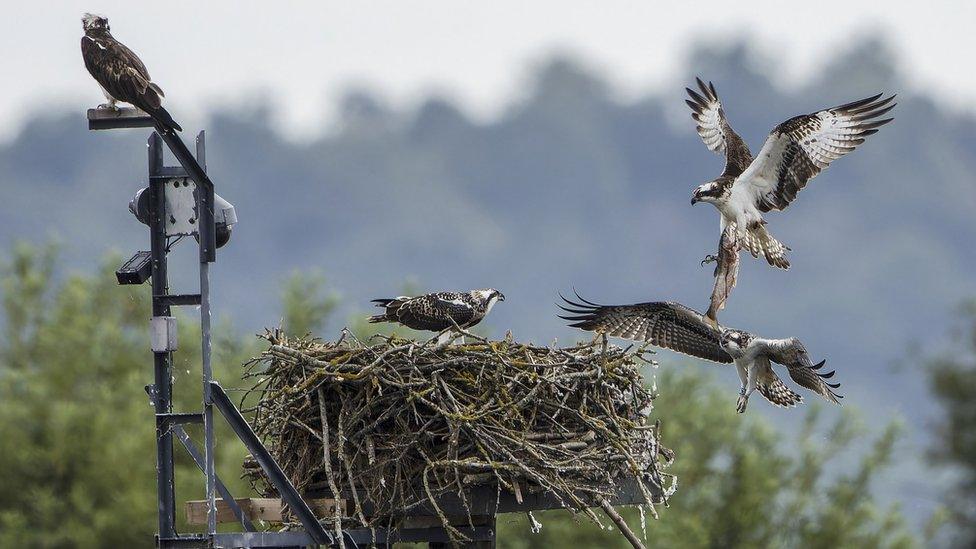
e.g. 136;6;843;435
686;78;894;269
558;293;841;413
81;13;182;132
369;289;505;343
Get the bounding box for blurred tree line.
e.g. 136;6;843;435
0;244;923;547
926;301;976;547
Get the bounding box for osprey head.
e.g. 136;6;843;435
473;288;505;303
82;13;109;33
691;181;723;205
473;289;505;316
720;329;751;352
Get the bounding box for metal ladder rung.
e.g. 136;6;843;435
156;412;204;428
156;294;202;307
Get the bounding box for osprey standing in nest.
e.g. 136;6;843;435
558;293;841;413
81;13;182;132
369;289;505;344
686;78;894;270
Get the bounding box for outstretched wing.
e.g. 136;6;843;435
759;338;842;404
558;293;732;364
735;94;895;212
685;77;753;177
396;292;476;331
706;223;740;324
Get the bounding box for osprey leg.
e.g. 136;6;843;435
736;360;756;414
435;331;454;346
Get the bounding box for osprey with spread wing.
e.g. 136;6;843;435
558;293;841;413
369;289;505;344
687;78;894;270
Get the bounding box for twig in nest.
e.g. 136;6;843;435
317;387;344;549
599;498;647;549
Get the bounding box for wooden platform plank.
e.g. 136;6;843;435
184;497;345;525
304;475;656;518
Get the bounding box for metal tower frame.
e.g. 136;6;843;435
92;109;335;547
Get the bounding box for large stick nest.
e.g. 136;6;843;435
243;328;675;545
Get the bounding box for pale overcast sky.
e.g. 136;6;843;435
2;1;972;141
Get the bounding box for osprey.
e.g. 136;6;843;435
369;289;505;343
81;13;182;132
686;78;894;270
558;293;841;413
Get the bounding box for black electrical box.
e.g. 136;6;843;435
116;250;153;285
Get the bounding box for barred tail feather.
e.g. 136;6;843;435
757;378;803;408
369;297;404;323
744;225;790;269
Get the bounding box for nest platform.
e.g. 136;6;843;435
242;329;675;547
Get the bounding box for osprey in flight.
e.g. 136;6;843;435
558;293;841;413
686;78;894;270
369;289;505;343
81;14;182;132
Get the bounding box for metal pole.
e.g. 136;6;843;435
196;131;218;536
202;260;216;535
149;133;177;539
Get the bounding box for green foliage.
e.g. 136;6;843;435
498;369;915;549
926;300;976;546
0;244;159;547
279;269;338;336
0;244;336;547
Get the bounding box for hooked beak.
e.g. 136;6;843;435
691;195;700;205
497;293;506;301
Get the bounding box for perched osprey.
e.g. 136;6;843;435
558;293;841;413
369;289;505;343
81;13;182;132
686;78;894;270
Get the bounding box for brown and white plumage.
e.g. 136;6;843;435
760;337;841;405
369;289;505;343
81;13;182;132
558;293;732;364
754;357;803;408
738;93;896;213
558;293;841;413
685;78;753;179
688;78;895;272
